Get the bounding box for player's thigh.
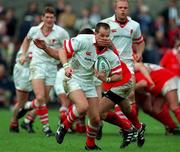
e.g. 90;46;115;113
98;97;115;115
31;79;46;102
45;85;53;103
69;89;89;113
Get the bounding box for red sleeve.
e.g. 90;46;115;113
63;39;74;58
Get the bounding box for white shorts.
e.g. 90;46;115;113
64;77;98;98
110;80;133;99
162;77;178;96
13;63;32;92
54;68;66;95
29;62;57;86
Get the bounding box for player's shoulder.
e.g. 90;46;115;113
127;16;140;27
100;15;115;24
54;24;68;33
76;34;94;43
29;25;40;32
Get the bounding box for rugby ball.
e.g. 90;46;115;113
94;56;111;77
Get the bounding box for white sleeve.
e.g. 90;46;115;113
133;23;144;44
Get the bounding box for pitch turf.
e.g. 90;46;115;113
0;108;180;152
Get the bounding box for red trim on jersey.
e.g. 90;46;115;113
96;47;108;55
133;35;143;41
68;38;74;53
112;48;119;57
41;26;52;37
115;18;129;28
133;39;144;44
103;61;131;90
111;65;122;75
63;40;74;58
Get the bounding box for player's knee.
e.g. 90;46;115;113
77;104;89;114
36;95;45;104
100;112;107;120
90;116;100;126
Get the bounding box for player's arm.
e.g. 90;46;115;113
19;36;31;64
33;39;59;59
95;70;122;82
59;47;73;78
133;41;145;61
133;24;145;61
95;64;122;82
135;80;148;91
135;62;155;89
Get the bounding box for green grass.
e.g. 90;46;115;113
0;109;180;152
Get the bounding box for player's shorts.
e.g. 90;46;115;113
64;76;98;98
54;68;65;95
162;77;178;96
110;80;133;99
29;62;57;86
93;76;102;86
13;63;32;92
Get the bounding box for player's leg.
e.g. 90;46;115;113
27;79;53;136
98;93;135;148
151;96;180;135
21;109;36;133
56;89;89;144
162;78;180;123
10;90;29;133
58;93;71;124
165;90;180;123
85;97;101;150
124;76;146;147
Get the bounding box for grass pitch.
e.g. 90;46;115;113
0;108;180;152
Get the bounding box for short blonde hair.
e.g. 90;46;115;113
114;0;129;8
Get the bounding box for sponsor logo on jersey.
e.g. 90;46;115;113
86;51;92;56
111;29;117;33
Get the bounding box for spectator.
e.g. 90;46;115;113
55;0;65;18
57;3;76;36
18;1;40;43
142;36;161;64
0;35;15;73
74;8;93;32
160;0;179;35
89;4;102;27
0;63;16;108
138;5;153;36
4;7;17;39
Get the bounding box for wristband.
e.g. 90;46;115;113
63;63;70;69
106;77;111;83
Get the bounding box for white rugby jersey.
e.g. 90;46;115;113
27;23;69;65
64;34;98;81
15;43;33;68
101;15;143;72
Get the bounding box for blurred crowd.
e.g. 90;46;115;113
0;0;179;108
